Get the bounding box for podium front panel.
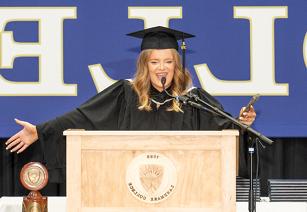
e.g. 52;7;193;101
65;130;238;212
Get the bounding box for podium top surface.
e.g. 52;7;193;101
63;130;239;136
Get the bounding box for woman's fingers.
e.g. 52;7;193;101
10;142;24;153
6;132;20;145
241;113;256;119
17;145;29;154
249;105;255;112
14;118;28;126
240;114;255;120
239;106;256;125
5;138;21;150
6;119;27;145
240;108;256;118
240;107;246;115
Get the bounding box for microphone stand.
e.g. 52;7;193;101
182;93;273;212
160;78;273;212
248;139;256;212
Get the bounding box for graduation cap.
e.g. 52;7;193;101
127;26;195;72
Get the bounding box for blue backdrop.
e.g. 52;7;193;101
0;0;306;137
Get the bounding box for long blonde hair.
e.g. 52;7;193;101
131;49;192;112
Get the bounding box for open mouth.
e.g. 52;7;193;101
156;72;167;81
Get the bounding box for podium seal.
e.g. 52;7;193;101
20;162;48;212
126;152;177;203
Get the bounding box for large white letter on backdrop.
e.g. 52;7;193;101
304;32;307;68
0;7;77;96
89;6;182;92
195;6;289;96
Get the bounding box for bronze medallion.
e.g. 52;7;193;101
20;162;48;191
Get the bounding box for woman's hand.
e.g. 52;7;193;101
5;118;38;154
238;106;256;126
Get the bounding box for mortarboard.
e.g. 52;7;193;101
127;26;195;72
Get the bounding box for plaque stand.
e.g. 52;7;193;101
23;191;47;212
20;162;49;212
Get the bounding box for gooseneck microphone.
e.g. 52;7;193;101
160;76;190;104
161;77;166;89
160;76;172;97
161;76;177;98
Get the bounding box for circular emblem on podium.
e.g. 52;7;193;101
126;152;177;203
20;162;48;191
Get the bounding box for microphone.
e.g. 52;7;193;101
160;77;170;96
242;94;260;113
160;77;190;104
161;77;166;90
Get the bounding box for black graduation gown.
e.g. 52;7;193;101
37;80;236;183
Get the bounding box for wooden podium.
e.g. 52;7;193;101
64;130;239;212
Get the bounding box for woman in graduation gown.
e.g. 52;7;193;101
5;26;256;182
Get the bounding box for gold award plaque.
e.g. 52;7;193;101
20;162;48;212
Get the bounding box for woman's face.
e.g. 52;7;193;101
147;49;175;92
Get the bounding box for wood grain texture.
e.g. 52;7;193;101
65;130;238;212
67;135;82;212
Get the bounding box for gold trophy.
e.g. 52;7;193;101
20;162;49;212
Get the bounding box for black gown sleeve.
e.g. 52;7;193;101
36;80;127;183
192;88;235;130
193;88;249;177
